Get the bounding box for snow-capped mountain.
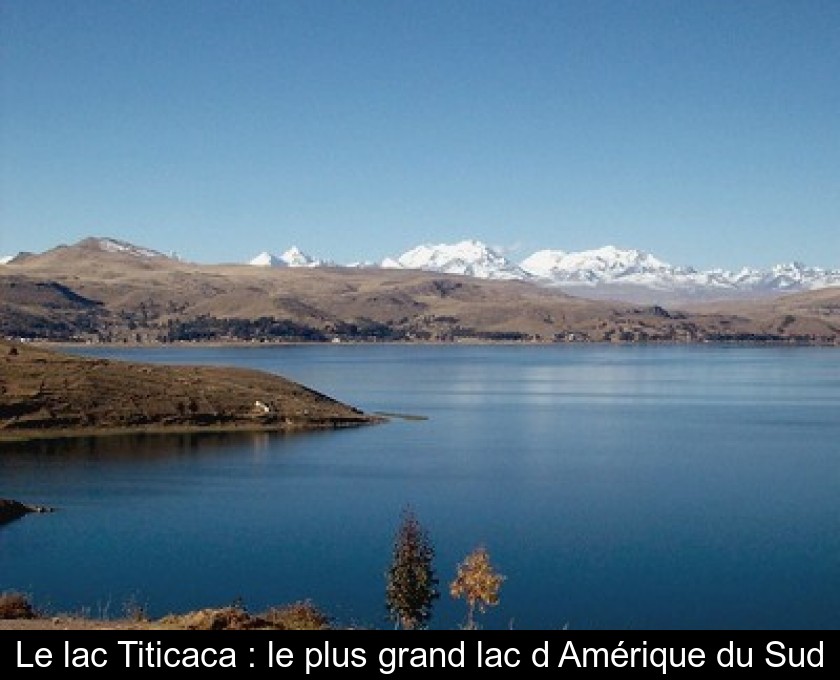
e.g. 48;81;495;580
730;262;840;291
249;246;327;268
520;246;681;286
249;251;283;267
0;237;181;266
4;234;837;302
379;240;839;301
520;247;840;296
381;239;529;280
86;237;169;259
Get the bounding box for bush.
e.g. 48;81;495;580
0;591;37;620
262;600;332;630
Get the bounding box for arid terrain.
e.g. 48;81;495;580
0;338;380;440
1;237;837;345
0;590;334;630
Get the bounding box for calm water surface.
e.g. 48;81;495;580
1;344;838;629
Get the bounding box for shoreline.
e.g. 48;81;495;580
0;415;387;443
33;338;840;349
0;498;54;524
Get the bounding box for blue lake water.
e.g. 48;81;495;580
1;344;838;630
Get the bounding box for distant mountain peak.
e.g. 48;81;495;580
281;246;319;267
382;239;530;280
248;246;326;268
79;237;170;259
521;245;673;282
249;251;283;267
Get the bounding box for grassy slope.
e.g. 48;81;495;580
0;339;380;440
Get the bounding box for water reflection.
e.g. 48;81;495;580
0;428;341;509
0;429;322;464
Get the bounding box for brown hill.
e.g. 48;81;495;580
1;237;837;345
680;287;840;340
0;339;379;440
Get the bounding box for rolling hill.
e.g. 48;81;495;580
0;338;379;440
0;237;837;345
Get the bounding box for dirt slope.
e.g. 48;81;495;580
0;340;380;440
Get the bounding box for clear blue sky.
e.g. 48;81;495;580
1;0;838;270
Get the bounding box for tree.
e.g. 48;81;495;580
385;506;439;630
449;545;505;630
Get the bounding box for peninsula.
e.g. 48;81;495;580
0;339;381;441
0;498;53;525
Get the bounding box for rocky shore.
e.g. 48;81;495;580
0;498;53;524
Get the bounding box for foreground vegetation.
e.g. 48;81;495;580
2;507;506;631
0;591;333;630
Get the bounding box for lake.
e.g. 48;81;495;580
1;344;838;630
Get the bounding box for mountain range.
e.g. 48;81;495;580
1;236;838;345
3;237;839;304
243;239;839;303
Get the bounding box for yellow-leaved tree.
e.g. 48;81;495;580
449;545;505;630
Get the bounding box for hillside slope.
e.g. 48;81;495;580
0;238;837;345
0;340;379;439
